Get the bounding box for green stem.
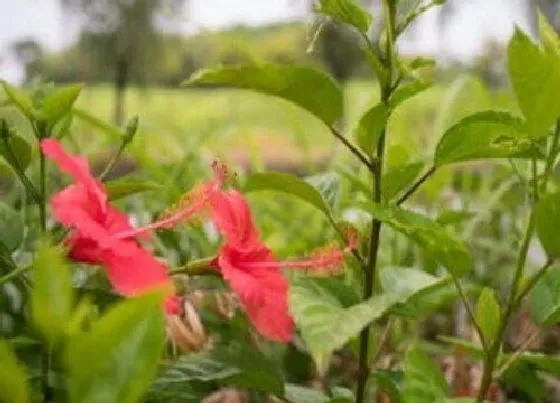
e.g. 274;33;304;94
356;3;397;402
170;257;218;276
477;208;536;401
329;126;376;172
396;165;436;205
515;259;554;306
542;121;560;192
452;277;487;351
0;265;31;286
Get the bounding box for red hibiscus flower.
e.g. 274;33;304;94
207;189;356;343
41;139;184;314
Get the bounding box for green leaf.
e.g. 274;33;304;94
475;288;501;345
66;292;165;403
0;202;23;251
403;348;449;402
436;210;475;226
31;244;74;343
42;84;84;127
360;203;472;276
354;103;388;156
538;12;560;57
157;342;284;396
380;267;451;300
244;172;331;217
529;267;560;326
434;111;534;166
72;108;122;140
437;336;485;359
185;64;343;126
508;27;560;136
316;0;373;34
501;360;546;401
1;81;34;119
285;385;329;403
373;369;403;403
381;161;424;201
0;126;33;173
519;351;560;374
536;192;560;258
0;339;29;403
389;80;432;109
105;178;161;201
290;277;402;373
306;172;341;211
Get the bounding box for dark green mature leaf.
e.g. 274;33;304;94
389;81;432;109
105;177;161;201
373;369;403;403
0;202;23;251
536;192;560;258
0;127;32;173
0;339;29;403
185;64;343;126
519;352;560;374
42;84;84;127
508;27;560;137
158;342;284;396
316;0;373;34
1;81;34;119
403;348;449;403
475;288;501;345
435;111;534;166
31;245;74;343
360;203;472;276
354;103;387;156
501;361;547;401
66;292;165;403
244;172;331;217
290;276;402;373
381;161;424;201
530;267;560;326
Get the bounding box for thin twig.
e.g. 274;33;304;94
329;126;376;172
494;329;541;379
452;277;487;351
396;165;436;205
515;259;555;306
0;265;31;286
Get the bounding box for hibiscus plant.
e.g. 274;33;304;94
2;0;560;402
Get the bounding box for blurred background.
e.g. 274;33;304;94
0;0;551;169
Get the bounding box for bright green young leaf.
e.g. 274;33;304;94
1;81;34;119
438;336;485;359
72;108;122;140
360;203;473;276
436;210;475;226
434;111;534;166
403;348;449;403
244;172;331;217
354;103;387;156
380;267;451;300
42;84;84;127
0;339;29;403
0;202;23;251
538;12;560;57
185;64;343;126
105;178;161;201
66;292;165;403
475;288;501;345
536;192;560;258
289;277;402;373
529;267;560;327
0;124;33;173
508;27;560;137
381;161;424;201
316;0;373;34
157;342;284;396
31;244;74;343
389;80;432;109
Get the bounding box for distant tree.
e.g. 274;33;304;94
60;0;187;124
11;39;44;85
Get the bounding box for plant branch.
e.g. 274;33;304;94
515;259;554;306
494;328;541;379
329;126;376;172
396;165;437;205
452;277;487;351
0;265;31;286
